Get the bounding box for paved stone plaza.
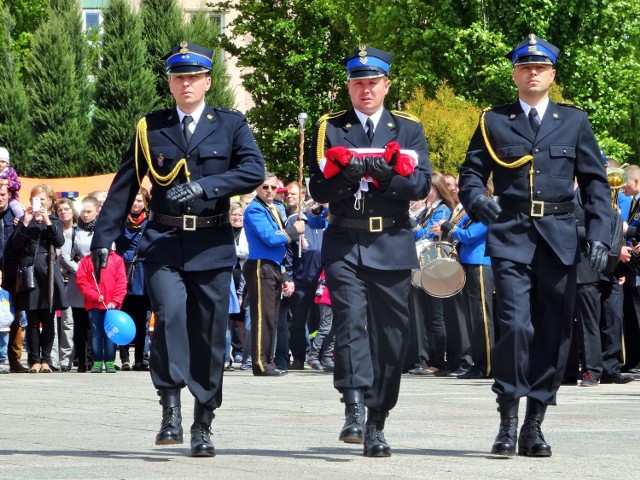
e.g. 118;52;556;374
1;369;638;479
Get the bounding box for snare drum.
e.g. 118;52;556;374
411;239;433;288
418;241;465;298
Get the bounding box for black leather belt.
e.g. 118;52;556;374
499;199;574;217
328;213;410;232
149;211;230;231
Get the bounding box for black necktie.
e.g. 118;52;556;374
183;115;194;145
528;108;540;135
366;117;374;144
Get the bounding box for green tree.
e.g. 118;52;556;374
90;0;160;174
216;0;353;179
186;10;235;108
357;0;639;163
140;0;186;109
406;82;480;174
4;0;48;75
0;4;31;170
23;10;90;177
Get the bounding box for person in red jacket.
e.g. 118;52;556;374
76;251;127;373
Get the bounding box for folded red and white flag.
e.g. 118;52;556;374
319;142;418;182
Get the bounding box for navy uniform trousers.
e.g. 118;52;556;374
491;240;576;404
243;259;282;374
325;260;412;413
463;264;494;376
145;264;231;409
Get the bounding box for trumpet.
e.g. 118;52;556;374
607;167;628;212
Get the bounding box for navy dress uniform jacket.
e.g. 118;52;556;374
459;101;611;265
92;105;265;270
308;108;431;269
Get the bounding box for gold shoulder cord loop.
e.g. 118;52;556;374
135;117;191;189
316;114;330;165
480;108;535;203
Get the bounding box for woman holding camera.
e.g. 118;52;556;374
8;184;68;373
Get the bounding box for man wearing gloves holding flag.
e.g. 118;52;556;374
308;44;431;457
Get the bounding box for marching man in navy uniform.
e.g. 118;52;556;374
90;42;265;457
458;34;611;457
308;45;431;457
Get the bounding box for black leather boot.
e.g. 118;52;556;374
491;397;519;456
190;402;215;457
155;389;183;445
363;410;391;457
518;398;552;457
338;389;365;444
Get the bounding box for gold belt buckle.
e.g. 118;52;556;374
369;217;383;232
531;201;544;217
182;215;197;231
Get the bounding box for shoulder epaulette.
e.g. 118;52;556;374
486;103;510;112
214;106;243;116
557;102;584;111
143;108;170;118
391;110;420;123
317;110;346;124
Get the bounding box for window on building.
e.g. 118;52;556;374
83;10;103;33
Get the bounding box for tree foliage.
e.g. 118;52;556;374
140;0;186;109
23;9;90;177
406;82;480;175
186;10;235;109
90;0;160;174
215;0;353;180
4;0;48;75
0;4;31;171
221;0;639;171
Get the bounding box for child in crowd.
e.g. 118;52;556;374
0;270;14;373
0;147;25;219
76;249;127;373
307;270;335;372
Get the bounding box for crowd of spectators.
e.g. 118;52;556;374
1;148;638;388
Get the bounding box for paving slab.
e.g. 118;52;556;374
1;368;638;479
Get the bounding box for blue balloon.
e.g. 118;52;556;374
104;310;136;345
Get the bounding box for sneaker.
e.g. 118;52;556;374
307;358;322;370
239;357;252;371
580;372;598;387
121;362;131;371
105;362;117;373
0;364;9;374
321;357;335;372
91;362;103;373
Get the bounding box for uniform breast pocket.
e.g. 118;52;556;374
549;145;576;178
496;145;527;160
148;145;180;175
197;144;232;175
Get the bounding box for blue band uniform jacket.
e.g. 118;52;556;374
308;108;431;269
459;101;611;266
92;105;265;270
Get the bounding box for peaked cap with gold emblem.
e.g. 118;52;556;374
340;44;394;79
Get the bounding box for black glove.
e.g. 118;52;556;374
587;240;609;273
166;181;204;204
341;155;366;185
366;156;394;186
472;196;501;225
91;248;109;284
